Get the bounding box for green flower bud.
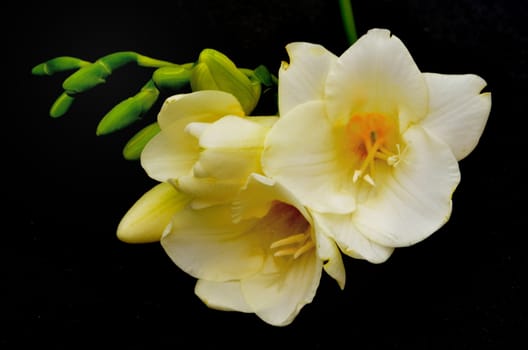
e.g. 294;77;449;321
122;122;161;160
190;48;261;114
152;65;192;91
62;61;111;95
62;52;177;95
96;80;159;136
49;92;75;118
31;56;91;76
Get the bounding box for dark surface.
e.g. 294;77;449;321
3;0;526;348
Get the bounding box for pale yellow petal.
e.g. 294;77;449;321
116;182;190;243
279;42;338;115
161;204;264;281
157;91;244;129
140;122;199;182
262;101;356;214
354;125;460;247
422;73;491;160
312;211;394;264
313;226;346;289
241;252;322;326
194;279;252;313
325;28;428;129
196;115;277;149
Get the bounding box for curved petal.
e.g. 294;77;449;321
312;211;394;264
157;91;244;129
354;125;460;247
175;175;244;209
196;115;277;149
313;226;346;289
117;182;190;243
278;42;337;115
262;101;356;214
241;253;322;326
325;28;428;129
194;279;252;313
161;204;264;281
141;122;199;182
422;73;491;160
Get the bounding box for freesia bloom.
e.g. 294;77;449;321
141;90;277;209
262;28;491;263
161;173;345;326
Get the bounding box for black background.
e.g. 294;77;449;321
3;0;526;348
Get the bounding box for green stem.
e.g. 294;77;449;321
338;0;357;45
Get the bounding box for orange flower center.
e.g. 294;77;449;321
345;112;404;186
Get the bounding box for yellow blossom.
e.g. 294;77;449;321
161;173;344;326
141;90;277;208
262;28;491;262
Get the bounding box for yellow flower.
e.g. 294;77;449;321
161;173;345;326
141;90;277;208
262;29;491;262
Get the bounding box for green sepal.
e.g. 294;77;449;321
122;122;161;160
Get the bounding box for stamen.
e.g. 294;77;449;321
273;248;298;257
362;174;376;186
270;233;307;249
293;241;316;259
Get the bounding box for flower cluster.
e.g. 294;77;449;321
114;29;491;326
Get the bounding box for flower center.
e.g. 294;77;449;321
265;201;314;259
345;112;404;186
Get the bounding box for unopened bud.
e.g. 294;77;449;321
122;122;161;160
31;56;91;76
190;49;261;114
153;65;192;91
49;92;75;118
96;80;159;135
117;182;191;243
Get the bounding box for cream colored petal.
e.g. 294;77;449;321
279;42;338;115
194;148;261;180
157;91;244;129
354;125;460;247
194;279;252;313
140;122;199;182
161;204;264;281
196;115;278;149
312;225;346;289
312;211;394;264
325;28;428;129
175;175;243;209
262;101;356;214
422;73;491;160
116;182;191;243
241;253;322;327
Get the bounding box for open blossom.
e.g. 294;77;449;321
117;90;277;243
262;28;491;263
161;173;345;326
141;90;277;209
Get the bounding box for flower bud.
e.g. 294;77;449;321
117;182;191;243
190;48;261;114
153;65;192;91
31;56;91;76
62;62;111;95
49;92;75;118
122;122;161;160
96;81;159;135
